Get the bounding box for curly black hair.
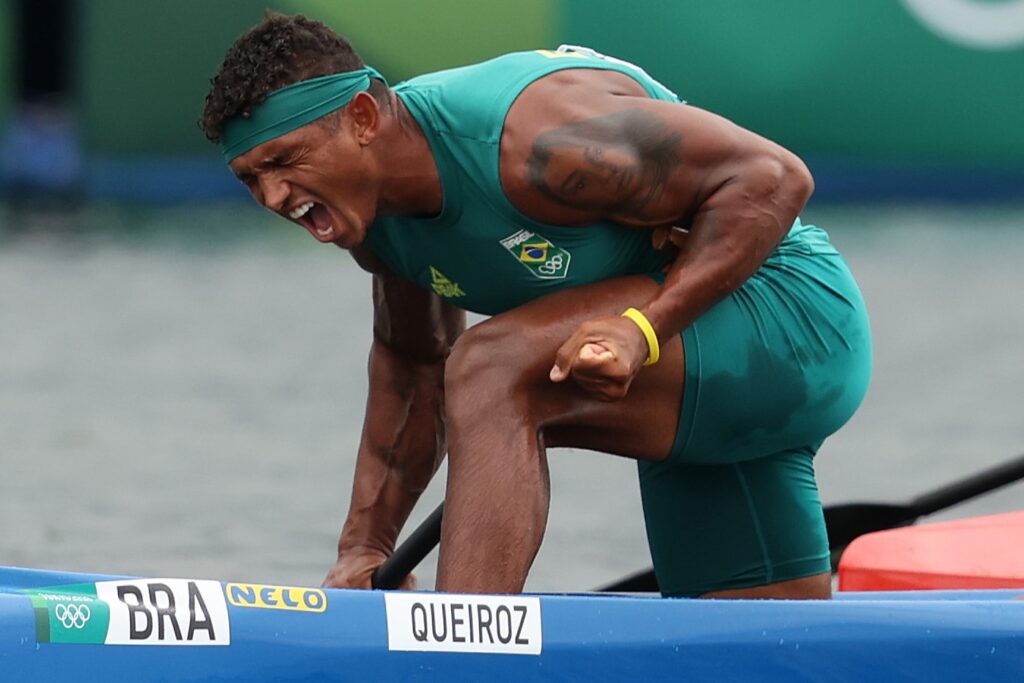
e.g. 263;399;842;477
200;12;371;144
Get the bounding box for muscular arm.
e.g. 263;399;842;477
527;104;810;340
504;70;813;393
327;265;465;586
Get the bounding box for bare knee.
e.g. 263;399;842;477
700;572;832;600
444;320;541;417
442;323;552;503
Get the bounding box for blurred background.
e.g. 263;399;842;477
1;1;1022;590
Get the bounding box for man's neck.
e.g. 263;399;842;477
375;92;443;219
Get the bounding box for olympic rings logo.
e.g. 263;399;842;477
901;0;1024;50
537;254;565;275
54;603;92;629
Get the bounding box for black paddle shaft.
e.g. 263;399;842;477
913;452;1024;516
825;452;1024;548
606;452;1024;593
371;453;1024;592
371;503;444;590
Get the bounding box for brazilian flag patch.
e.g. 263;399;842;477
499;230;571;280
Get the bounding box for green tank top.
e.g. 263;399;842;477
364;47;680;316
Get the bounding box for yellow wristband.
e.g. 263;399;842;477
621;308;660;367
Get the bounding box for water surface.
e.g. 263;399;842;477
1;202;1022;591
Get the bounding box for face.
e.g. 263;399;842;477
228;97;380;249
538;143;640;212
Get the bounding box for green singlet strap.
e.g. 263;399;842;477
220;66;386;162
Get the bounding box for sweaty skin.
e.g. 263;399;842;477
501;69;810;402
231;67;824;598
525;109;682;219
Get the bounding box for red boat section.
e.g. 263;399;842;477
839;511;1024;591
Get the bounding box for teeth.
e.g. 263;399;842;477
289;201;314;220
316;226;333;237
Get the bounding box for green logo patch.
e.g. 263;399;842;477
499;230;571;280
24;584;109;644
22;579;231;646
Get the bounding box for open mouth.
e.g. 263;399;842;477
289;201;336;240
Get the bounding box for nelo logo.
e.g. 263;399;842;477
225;583;327;613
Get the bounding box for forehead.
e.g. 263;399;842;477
226;123;322;175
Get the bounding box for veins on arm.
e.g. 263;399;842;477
525;110;681;221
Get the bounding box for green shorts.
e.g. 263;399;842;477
639;221;872;597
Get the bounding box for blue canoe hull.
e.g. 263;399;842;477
2;566;1024;681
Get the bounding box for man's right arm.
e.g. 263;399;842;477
324;266;465;588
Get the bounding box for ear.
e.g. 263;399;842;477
348;91;381;145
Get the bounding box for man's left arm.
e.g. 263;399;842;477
521;91;814;398
632;110;813;344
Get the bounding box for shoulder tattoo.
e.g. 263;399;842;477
525;110;681;218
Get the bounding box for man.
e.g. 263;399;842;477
201;13;871;598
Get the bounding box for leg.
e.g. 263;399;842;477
639;447;833;598
437;233;871;595
640;241;870;598
436;276;685;593
702;572;831;599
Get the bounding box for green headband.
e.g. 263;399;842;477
220;66;386;162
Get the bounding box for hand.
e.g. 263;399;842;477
651;225;689;252
322;549;417;590
548;314;651;400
